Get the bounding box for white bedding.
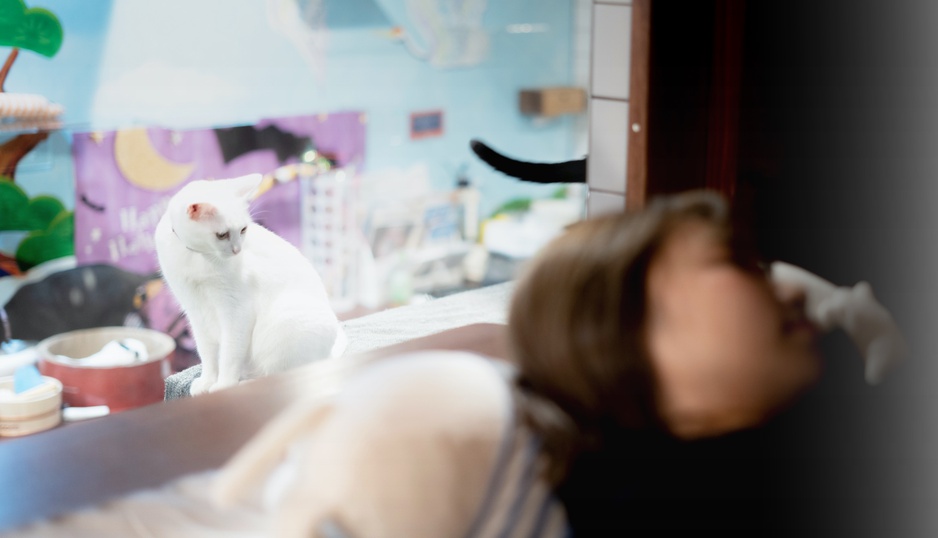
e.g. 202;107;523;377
342;282;514;355
164;282;514;399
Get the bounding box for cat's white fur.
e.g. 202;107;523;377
770;261;906;385
155;174;346;395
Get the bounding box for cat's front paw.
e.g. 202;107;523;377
209;378;240;393
812;287;852;330
190;376;212;396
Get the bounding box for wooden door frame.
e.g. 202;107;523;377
625;0;651;211
625;0;745;209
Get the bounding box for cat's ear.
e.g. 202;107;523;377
187;203;217;221
228;173;264;200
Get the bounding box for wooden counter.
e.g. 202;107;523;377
0;323;509;532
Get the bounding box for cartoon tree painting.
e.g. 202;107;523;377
0;0;64;178
0;0;70;275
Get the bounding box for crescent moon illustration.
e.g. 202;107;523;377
114;128;195;191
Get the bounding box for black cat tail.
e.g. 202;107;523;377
470;139;587;184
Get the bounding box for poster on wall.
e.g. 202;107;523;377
71;112;366;337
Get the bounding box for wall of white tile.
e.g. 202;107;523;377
587;190;626;217
587;0;632;218
587;98;629;194
591;4;632;100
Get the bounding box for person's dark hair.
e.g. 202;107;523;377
508;190;738;483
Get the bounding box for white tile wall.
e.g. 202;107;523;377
591;4;631;100
587;190;625;217
587;0;633;218
587;98;629;194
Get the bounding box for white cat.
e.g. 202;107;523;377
770;261;906;385
155;174;346;395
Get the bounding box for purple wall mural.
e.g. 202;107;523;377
73;112;366;271
71;112;366;342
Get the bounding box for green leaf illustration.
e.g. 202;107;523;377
15;210;73;270
0;180;64;231
24;195;64;229
0;179;30;229
0;0;63;58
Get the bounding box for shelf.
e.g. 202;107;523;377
0;119;91;136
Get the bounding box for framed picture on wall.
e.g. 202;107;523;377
410;110;444;140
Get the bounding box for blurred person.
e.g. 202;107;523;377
217;190;906;537
511;190;906;535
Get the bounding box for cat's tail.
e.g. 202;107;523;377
470;139;587;184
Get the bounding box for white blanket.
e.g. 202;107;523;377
164;282;514;399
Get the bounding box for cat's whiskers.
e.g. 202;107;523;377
249;208;269;222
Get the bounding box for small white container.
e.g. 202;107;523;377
0;340;40;377
0;375;62;437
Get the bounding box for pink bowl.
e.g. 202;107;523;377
36;327;175;412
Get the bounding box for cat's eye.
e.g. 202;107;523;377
216;232;230;240
240;226;247;235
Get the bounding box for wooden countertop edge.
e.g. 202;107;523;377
0;322;509;532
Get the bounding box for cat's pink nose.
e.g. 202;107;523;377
231;246;241;255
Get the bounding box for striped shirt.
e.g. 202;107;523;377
464;413;570;538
